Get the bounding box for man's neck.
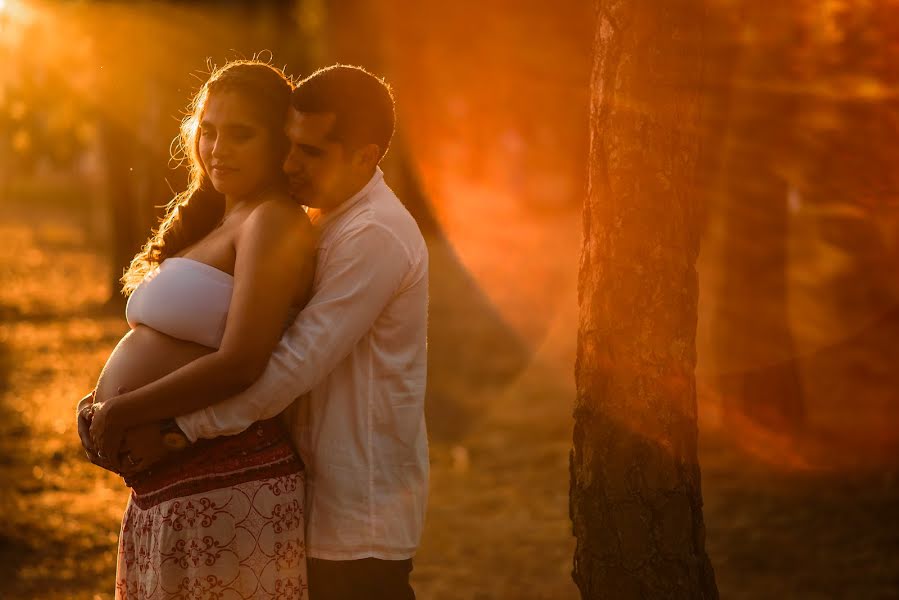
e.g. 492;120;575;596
320;168;378;216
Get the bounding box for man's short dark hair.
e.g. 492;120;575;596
292;64;396;162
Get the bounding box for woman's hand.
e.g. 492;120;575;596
76;391;98;458
89;398;129;471
119;422;171;478
76;391;119;473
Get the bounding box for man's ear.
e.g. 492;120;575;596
354;143;381;171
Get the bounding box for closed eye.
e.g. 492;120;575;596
225;125;255;141
299;144;324;158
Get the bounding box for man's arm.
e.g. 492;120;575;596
176;222;413;442
90;202;314;463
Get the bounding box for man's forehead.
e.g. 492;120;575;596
286;109;337;139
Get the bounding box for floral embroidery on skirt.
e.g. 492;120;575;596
114;419;307;599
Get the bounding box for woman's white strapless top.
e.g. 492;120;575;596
126;257;233;349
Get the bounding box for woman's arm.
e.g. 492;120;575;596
90;199;315;459
175;222;419;442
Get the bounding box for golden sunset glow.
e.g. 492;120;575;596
2;1;898;598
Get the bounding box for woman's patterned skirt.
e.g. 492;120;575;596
114;419;307;599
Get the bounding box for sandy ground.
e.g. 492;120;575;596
1;198;897;599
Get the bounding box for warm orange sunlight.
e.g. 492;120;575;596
0;0;33;42
1;2;898;599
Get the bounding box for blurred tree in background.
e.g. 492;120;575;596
1;0;899;597
0;4;96;184
705;0;899;450
574;0;899;595
85;0;312;307
708;0;806;434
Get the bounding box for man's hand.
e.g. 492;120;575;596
75;391;119;474
119;422;171;478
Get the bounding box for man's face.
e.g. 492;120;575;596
283;109;357;211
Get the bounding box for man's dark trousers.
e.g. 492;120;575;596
307;557;415;600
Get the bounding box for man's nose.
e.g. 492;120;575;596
283;148;302;175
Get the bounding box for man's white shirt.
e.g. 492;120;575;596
176;168;429;561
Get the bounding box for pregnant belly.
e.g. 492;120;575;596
95;325;213;404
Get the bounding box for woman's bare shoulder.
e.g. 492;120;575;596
243;193;313;236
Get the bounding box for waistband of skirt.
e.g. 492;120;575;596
127;418;303;509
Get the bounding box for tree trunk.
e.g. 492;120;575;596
101;117;143;307
570;1;718;598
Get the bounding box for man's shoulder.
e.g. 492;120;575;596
332;183;425;254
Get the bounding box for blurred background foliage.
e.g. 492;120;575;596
0;0;897;598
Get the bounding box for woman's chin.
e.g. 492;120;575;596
210;181;238;196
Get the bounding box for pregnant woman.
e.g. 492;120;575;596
80;60;315;599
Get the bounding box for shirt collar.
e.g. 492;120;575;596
311;168;384;230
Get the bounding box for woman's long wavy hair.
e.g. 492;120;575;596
121;60;294;295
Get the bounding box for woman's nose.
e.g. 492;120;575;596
212;137;230;158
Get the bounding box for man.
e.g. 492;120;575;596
78;64;429;599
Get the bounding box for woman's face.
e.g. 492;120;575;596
198;90;281;200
